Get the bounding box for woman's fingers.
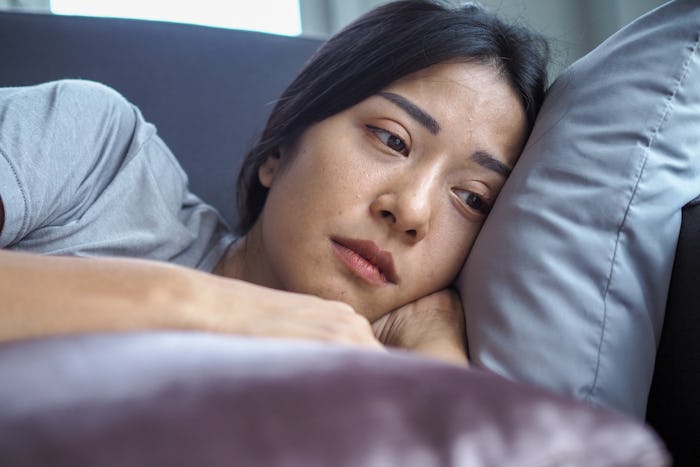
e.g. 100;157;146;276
371;288;468;363
208;281;383;349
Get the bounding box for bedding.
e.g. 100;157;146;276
0;332;669;466
460;0;700;418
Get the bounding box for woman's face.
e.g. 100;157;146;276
247;61;526;322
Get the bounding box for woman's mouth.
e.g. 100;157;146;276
331;238;399;287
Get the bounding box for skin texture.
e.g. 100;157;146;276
0;250;383;349
219;62;527;325
0;62;525;364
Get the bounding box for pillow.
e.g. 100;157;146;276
460;0;700;419
0;332;668;466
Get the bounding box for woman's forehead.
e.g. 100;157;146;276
378;63;521;131
387;61;504;90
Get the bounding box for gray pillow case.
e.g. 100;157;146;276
460;0;700;419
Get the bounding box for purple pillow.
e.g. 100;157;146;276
0;332;668;466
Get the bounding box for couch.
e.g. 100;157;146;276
0;9;694;466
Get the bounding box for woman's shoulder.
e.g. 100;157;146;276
0;80;140;168
1;79;134;120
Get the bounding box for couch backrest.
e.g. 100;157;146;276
646;201;700;465
0;11;323;228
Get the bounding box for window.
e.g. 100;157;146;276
50;0;302;36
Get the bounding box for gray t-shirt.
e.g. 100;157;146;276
0;80;234;271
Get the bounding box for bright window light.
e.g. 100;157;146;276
50;0;302;36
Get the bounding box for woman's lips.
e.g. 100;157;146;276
331;238;399;286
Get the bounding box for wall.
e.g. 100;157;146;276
299;0;668;78
0;0;48;11
480;0;667;76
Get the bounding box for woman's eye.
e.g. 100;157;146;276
367;126;409;156
459;191;491;215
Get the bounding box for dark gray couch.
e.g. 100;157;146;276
0;10;694;466
0;11;322;227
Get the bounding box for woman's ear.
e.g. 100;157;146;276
258;151;281;188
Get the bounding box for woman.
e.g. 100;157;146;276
0;0;548;364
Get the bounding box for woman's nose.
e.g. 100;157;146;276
370;175;436;244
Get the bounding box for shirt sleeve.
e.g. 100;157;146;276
0;80;141;248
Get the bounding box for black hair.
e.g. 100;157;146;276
235;0;549;234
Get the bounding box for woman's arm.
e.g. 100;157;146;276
372;288;468;365
0;249;381;348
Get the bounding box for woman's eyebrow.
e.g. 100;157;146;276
471;151;512;177
377;91;510;177
377;91;441;135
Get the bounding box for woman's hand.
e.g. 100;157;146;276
371;288;468;365
195;274;384;350
0;250;383;351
